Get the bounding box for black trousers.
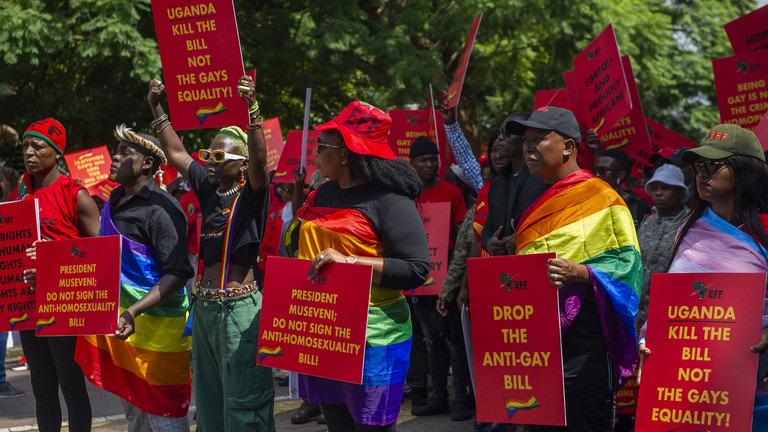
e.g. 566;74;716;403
20;330;92;432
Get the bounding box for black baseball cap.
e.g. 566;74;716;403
506;106;581;144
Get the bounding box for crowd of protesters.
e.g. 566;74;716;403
2;71;768;432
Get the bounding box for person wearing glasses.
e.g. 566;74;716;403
284;101;429;431
591;148;652;228
638;124;768;431
147;77;275;431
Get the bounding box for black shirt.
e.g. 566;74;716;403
108;178;194;280
187;162;268;266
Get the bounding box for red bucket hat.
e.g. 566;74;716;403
23;118;66;154
315;101;395;160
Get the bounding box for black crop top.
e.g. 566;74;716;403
188;162;268;266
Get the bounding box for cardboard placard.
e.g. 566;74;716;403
533;89;571;111
35;235;122;336
468;253;566;426
404;202;450;296
445;13;483;109
724;5;768;54
151;0;248;130
272;130;319;183
262;117;284;171
258;257;371;384
713;51;768;132
64;146;113;194
388;109;452;180
572;23;632;135
635;273;766;431
0;199;40;332
616;362;639;415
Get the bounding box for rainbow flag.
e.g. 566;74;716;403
617;399;636;411
606;138;630;150
195;102;227;125
75;203;191;418
36;316;56;332
9;313;29;329
258;345;283;361
505;396;539;419
515;170;641;385
78;150;94;159
593;117;607;132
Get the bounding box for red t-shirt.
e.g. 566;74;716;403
11;174;84;240
420;179;467;250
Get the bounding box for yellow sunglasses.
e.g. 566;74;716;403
198;149;246;163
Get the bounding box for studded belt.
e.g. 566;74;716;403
194;281;259;300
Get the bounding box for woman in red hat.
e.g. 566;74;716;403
285;101;430;431
13;118;101;432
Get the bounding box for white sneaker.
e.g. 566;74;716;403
11;363;29;371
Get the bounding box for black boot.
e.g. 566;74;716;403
412;394;449;416
290;399;321;424
409;386;428;407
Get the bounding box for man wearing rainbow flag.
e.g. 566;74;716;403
75;125;194;431
509;107;641;431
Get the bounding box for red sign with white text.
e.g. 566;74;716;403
724;5;768;54
445;13;483;109
258;257;371;384
64;146;113;195
151;0;248;130
714;52;768;132
272;130;318;183
388;109;452;179
0;199;40;332
262;117;284;171
635;273;765;431
573;23;632;135
35;236;121;336
468;253;565;426
405;202;449;296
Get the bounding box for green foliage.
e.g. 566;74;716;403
0;0;757;165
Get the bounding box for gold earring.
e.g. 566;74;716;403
342;159;347;165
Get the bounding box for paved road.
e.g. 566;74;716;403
0;366;481;431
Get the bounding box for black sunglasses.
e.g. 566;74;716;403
591;166;622;176
691;159;729;176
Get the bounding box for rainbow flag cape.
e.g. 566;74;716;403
515;170;641;385
195;102;226;125
75;202;191;418
505;396;539;419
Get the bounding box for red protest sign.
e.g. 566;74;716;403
405;202;449;296
262;117;284;171
151;0;247;130
597;56;652;178
753;110;768;151
272;130;318;183
467;253;565;426
445;13;483;109
635;273;765;431
257;184;285;271
533;89;571;111
645;118;696;156
714;51;768;132
724;5;768;54
89;179;119;202
388;109;452;179
572;23;632;135
64;146;112;195
35;235;122;336
0;199;40;332
258;256;371;384
616;362;639;415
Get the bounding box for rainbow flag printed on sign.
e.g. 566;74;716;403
36;316;56;332
258;345;283;362
9;314;29;329
195;102;227;125
505;396;540;420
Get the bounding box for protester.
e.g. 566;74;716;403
407;136;470;419
591;148;652;228
634;164;691;333
285;101;429;431
510;107;641;431
68;125;193;430
147;77;275;431
440;102;483;194
13;118;101;431
481;112;548;257
638;124;768;431
0;165;24;398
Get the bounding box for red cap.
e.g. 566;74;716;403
23;118;66;154
478;155;489;168
314;101;395;160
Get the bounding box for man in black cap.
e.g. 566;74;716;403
507;107;641;432
407;136;472;421
481;112;548;256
